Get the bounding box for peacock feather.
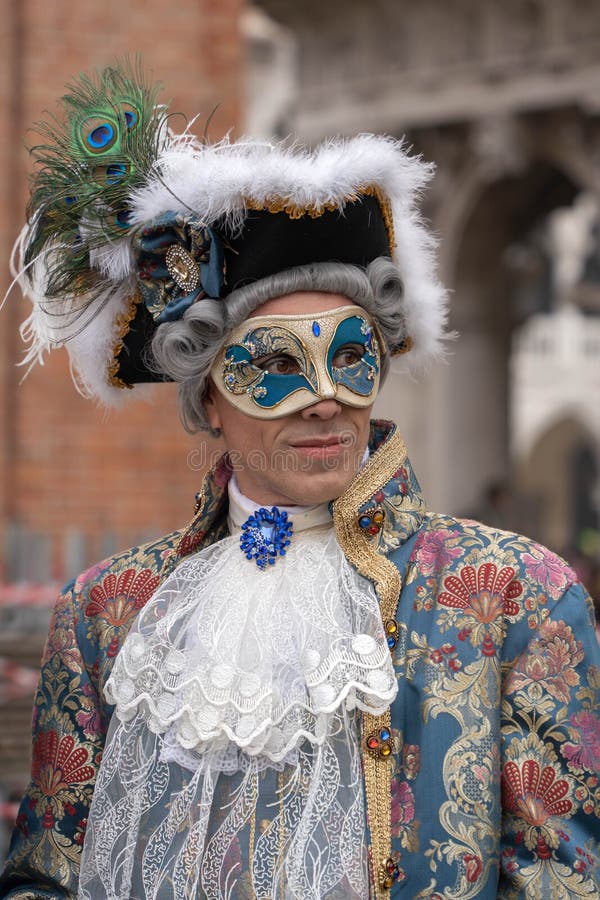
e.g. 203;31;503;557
24;58;167;332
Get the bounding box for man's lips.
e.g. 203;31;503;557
287;434;355;458
289;435;350;448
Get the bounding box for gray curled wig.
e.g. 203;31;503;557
151;257;407;433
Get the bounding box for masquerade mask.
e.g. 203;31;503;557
211;305;382;419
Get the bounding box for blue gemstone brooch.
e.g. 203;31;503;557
240;506;293;569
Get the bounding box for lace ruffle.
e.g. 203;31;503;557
105;528;397;769
81;527;391;898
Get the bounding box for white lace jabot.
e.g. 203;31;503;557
81;449;394;899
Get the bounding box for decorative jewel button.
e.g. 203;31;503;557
365;727;393;758
357;507;385;535
380;856;404;890
312;321;321;337
385;619;400;650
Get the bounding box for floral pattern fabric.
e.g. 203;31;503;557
388;511;599;898
1;422;598;898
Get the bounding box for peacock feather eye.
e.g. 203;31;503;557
81;116;119;154
92;162;129;186
25;60;165;303
106;162;129;184
121;103;139;130
114;208;131;229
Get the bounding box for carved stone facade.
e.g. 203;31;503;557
250;0;600;549
253;0;600;138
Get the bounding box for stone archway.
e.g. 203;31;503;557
517;416;600;551
406;151;580;517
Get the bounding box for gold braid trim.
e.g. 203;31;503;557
362;708;393;898
243;184;396;255
332;426;407;898
390;335;413;357
244;194;344;220
332;428;405;610
107;290;143;389
361;185;396;255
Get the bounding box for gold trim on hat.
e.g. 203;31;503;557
107;290;143;389
244;184;396;255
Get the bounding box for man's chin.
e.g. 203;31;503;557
273;468;359;507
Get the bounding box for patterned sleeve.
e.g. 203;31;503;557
499;581;600;898
0;582;106;899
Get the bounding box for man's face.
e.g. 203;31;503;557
205;292;375;506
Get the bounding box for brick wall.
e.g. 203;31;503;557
0;0;244;583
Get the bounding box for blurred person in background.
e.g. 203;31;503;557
1;64;598;899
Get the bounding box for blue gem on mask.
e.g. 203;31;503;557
312;321;321;337
240;507;294;569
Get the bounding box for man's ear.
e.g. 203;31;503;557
203;379;223;432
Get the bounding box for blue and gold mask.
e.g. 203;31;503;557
211;306;382;419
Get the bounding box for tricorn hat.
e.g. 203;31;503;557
11;61;448;405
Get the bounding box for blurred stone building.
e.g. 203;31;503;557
247;0;600;550
1;0;600;855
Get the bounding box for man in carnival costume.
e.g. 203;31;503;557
1;63;599;900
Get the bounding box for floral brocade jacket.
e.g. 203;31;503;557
1;421;599;899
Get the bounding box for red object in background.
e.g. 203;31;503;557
0;659;40;705
0;584;58;607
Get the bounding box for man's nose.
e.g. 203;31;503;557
300;400;343;420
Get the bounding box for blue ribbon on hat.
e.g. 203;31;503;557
133;212;224;323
